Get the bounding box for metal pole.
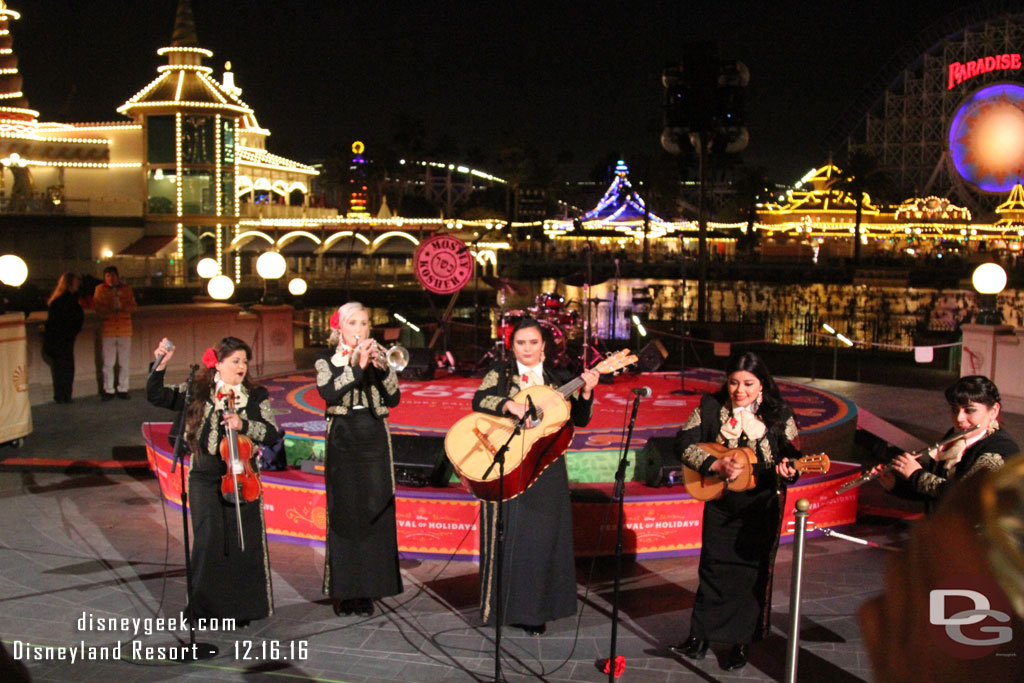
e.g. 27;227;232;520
832;339;838;380
784;498;810;683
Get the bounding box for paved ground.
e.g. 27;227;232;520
0;371;1009;682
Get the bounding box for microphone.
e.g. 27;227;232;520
527;395;538;422
631;386;652;398
151;340;175;375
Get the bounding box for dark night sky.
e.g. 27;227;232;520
14;1;980;183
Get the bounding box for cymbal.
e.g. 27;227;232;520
482;275;528;296
559;271;609;287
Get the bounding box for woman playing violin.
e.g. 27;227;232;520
875;375;1017;514
671;352;799;671
315;302;403;618
147;336;280;625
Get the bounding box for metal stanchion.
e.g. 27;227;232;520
784;498;810;683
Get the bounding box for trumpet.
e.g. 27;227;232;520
352;336;410;371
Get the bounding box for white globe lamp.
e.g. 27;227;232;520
207;275;235;301
0;254;27;287
972;263;1007;324
288;277;307;296
196;257;219;279
256;251;286;280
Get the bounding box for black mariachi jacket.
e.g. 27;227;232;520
146;369;280;476
472;360;593;428
314;350;401;419
673;393;801;491
893;425;1017;512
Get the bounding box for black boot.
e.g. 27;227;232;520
723;644;747;671
670;635;708;660
333;599;356;616
355;598;374;616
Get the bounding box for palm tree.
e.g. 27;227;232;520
731;165;770;258
843;151;890;266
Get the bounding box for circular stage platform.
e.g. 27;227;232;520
143;369;862;561
266;369;857;481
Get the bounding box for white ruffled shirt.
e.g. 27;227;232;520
516;361;544;388
719;402;766;442
213;373;248;412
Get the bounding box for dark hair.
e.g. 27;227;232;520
184;336;257;454
713;351;789;429
103;265;119;276
945;375;1000;409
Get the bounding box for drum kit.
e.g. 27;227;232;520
484;286;606;369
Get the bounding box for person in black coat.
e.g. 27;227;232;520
877;375;1018;514
42;272;84;403
314;302;403;618
147;336;280;625
672;352;800;671
472;317;599;636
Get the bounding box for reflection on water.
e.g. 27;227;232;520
533;279;1017;348
305;280;1023;351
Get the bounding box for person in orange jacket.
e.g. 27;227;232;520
93;265;137;400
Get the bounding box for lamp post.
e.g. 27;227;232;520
256;251;286;305
972;263;1006;325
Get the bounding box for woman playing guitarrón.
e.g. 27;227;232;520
472;317;599;636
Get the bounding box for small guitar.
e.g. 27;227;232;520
445;350;638;501
683;442;830;501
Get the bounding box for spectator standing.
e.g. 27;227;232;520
42;272;84;403
93;265;137;400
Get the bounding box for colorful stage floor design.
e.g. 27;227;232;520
143;370;861;561
268;369;856;482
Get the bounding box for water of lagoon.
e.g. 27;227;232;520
307;279;1018;351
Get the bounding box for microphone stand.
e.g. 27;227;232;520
605;391;643;681
169;364;218;660
481;406;531;683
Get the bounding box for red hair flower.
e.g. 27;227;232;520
202;347;218;369
329;310;340;330
602;656;625;678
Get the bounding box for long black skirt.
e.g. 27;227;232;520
479;458;577;626
187;471;273;621
689;487;784;644
323;411;404;600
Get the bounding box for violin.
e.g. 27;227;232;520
218;388;261;550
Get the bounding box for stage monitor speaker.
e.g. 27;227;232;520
392;434;452;487
635;339;668;372
398;347;436;381
637;436;681;487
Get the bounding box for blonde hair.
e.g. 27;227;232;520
328;301;366;347
47;272;78;306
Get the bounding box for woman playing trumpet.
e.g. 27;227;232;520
315;302;403;617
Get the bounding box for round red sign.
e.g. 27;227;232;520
413;234;475;294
